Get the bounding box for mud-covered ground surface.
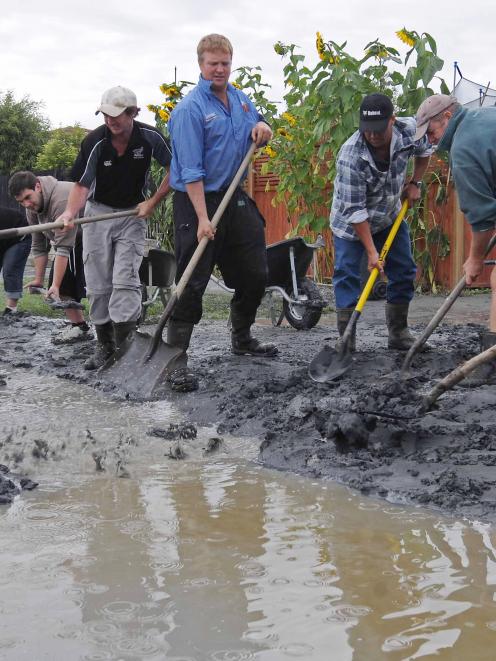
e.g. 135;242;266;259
1;293;496;522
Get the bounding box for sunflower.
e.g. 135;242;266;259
396;28;417;47
316;31;325;60
264;145;277;158
281;112;297;127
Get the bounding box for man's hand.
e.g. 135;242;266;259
402;182;422;207
251;122;272;146
24;279;43;291
463;256;484;285
367;249;384;274
197;217;215;242
46;284;60;301
56;211;75;232
136;199;155;219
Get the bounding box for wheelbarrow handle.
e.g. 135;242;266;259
401;230;496;376
0;209;139;239
146;142;258;358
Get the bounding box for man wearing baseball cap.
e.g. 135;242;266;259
330;92;433;351
57;86;172;370
415;93;496;383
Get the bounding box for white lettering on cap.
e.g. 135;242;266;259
363;110;382;116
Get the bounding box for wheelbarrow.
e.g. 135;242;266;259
210;235;327;330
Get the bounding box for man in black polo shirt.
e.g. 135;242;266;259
57;86;172;369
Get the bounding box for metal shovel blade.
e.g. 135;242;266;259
308;342;353;382
98;331;185;399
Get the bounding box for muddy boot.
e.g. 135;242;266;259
231;328;278;357
386;303;415;350
165;320;199;392
83;322;115;370
336;307;356;352
113;321;136;351
461;331;496;387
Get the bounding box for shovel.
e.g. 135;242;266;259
308;200;409;383
98;143;258;399
401;232;496;377
0;209;138;240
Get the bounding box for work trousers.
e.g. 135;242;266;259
82;200;145;325
0;237;32;299
332;220;417;309
171;188;268;327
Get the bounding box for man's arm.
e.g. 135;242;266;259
403;155;430;206
25;254;48;290
185;181;215;241
136;171;171;219
56;182;90;226
353;221;383;273
46;255;69;299
464;228;494;285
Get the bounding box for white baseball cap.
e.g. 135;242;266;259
95;86;137;117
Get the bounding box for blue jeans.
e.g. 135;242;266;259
0;237;32;300
332;221;416;309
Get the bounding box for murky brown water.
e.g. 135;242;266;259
1;371;496;660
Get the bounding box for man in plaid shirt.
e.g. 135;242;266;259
330;93;433;351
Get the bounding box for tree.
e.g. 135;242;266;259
0;91;50;174
35;125;88;171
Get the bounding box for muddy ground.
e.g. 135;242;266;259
1;294;496;522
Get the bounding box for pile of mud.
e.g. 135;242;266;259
1;310;496;521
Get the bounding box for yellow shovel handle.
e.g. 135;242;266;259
355;200;409;313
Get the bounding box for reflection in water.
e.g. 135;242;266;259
1;459;496;660
0;372;496;659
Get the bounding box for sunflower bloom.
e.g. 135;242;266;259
231;81;242;90
281;112;297;127
147;104;159;113
396;28;416;47
158;109;170;122
162;101;175;111
265;145;277;158
316;31;325;60
276;127;293;140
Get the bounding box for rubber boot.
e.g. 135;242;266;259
166;320;199;392
336;307;356;352
386;303;416;350
231;328;278;357
113;321;136;350
83;322;115;370
461;331;496;387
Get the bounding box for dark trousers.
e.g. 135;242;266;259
333;220;417;309
171;188;268;327
0;237;32;299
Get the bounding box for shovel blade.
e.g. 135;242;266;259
98;330;185;399
308;343;353;383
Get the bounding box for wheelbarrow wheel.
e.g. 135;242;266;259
283;278;324;330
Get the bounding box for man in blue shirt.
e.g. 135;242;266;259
167;33;277;392
330;93;432;351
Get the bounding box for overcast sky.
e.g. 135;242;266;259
1;0;495;130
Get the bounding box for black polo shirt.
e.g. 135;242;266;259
0;206;28;254
71;121;172;209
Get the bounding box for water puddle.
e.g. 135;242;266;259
1;369;496;659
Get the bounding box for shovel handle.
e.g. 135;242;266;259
146;142;258;357
356;200;409;313
0;209;139;239
422;342;496;410
401;230;496;375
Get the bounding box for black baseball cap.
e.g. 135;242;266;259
359;93;394;132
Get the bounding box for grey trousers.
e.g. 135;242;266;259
82;200;146;325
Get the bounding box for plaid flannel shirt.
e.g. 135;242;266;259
330;117;433;240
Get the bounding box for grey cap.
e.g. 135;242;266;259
414;94;457;141
95;86;137;117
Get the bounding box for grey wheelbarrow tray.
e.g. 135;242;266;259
210;235;327;330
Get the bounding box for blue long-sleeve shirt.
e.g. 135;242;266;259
168;76;264;192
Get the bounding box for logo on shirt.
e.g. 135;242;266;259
205;113;217;123
132;147;144;159
103;160;112;167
